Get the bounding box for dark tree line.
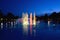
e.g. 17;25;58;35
0;10;19;23
36;12;60;24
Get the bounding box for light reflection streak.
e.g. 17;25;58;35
1;23;3;29
11;22;13;26
13;22;16;28
23;25;28;35
33;25;36;36
6;23;7;28
48;21;50;26
30;25;32;35
48;21;51;30
33;29;36;36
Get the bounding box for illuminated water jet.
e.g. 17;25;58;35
22;12;29;25
33;12;36;26
30;13;32;25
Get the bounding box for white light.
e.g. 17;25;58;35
33;12;36;26
48;21;50;26
1;23;3;29
11;22;13;25
23;25;28;35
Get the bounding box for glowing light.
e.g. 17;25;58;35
22;12;37;26
22;13;29;35
26;12;29;25
48;21;50;26
1;23;3;29
30;13;32;25
33;12;36;25
23;25;28;35
11;22;13;26
22;12;29;25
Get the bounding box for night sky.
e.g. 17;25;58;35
0;0;60;16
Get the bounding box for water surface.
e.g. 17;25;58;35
0;21;60;40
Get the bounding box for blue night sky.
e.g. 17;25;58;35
0;0;60;16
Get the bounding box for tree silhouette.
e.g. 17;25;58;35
0;10;4;23
0;10;3;18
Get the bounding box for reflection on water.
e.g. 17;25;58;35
33;25;36;36
1;23;3;29
48;21;50;26
23;25;28;35
6;23;7;28
1;21;60;40
30;13;33;25
0;21;58;33
33;29;36;36
30;25;32;35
